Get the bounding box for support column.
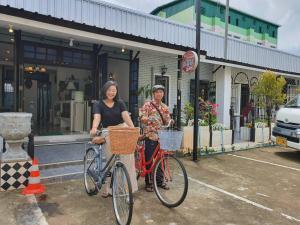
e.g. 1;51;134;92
92;44;102;100
177;55;182;130
216;66;232;128
13;30;21;112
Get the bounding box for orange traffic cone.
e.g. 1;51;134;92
22;158;45;195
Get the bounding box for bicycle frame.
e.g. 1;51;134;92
136;141;174;178
86;144;120;188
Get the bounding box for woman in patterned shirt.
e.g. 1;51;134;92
139;85;173;192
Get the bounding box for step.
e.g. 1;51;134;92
35;143;86;165
34;134;90;145
40;162;83;184
34;142;88;184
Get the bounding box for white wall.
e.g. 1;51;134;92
107;58;130;104
215;66;232;128
139;52;178;110
139;52;214;111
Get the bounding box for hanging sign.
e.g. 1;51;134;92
181;50;198;73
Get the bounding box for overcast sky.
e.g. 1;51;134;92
103;0;300;56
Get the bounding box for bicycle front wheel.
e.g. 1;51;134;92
83;148;99;196
112;162;133;225
153;154;188;208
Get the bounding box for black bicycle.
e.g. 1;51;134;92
83;130;133;225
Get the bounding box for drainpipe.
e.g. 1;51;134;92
224;0;230;60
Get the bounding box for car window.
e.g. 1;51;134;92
285;95;300;108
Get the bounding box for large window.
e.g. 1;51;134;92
24;43;57;63
23;42;92;69
1;68;14;112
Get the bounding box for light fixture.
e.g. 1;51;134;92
4;58;8;61
66;81;76;90
121;48;125;53
24;65;47;73
69;38;74;47
10;38;14;42
66;75;77;90
161;65;168;75
24;66;35;73
5;50;10;54
40;66;47;73
8;25;14;33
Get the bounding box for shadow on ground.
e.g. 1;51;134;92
275;150;300;163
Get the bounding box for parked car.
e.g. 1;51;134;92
271;94;300;149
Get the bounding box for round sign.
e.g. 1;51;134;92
181;51;198;73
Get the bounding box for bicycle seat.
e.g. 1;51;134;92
91;136;106;145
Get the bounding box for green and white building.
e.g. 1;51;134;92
152;0;279;48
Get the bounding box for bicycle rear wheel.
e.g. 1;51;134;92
112;162;133;225
153;154;188;208
83;148;99;196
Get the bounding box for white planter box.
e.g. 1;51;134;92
240;127;251;141
212;130;232;147
182;126;232;150
198;126;210;147
240;126;271;143
255;127;270;143
182;126;209;151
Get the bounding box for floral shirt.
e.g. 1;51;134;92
139;100;171;141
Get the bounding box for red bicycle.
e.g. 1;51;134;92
135;122;188;208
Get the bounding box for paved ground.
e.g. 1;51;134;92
1;146;299;225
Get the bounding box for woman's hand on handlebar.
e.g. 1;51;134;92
90;127;98;136
140;116;148;124
162;119;174;129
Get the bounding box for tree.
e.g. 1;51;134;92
252;70;286;139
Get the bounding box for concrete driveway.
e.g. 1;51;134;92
1;146;299;225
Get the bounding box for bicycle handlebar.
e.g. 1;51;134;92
96;130;102;136
161;119;174;129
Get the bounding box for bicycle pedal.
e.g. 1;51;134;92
96;182;102;190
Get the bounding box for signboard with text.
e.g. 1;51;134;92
181;51;198;73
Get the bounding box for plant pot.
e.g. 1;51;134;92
212;130;232;147
0;113;32;162
182;126;210;151
240;127;251;141
182;126;233;149
255;127;270;143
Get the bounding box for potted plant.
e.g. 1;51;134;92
211;123;232;147
251;71;286;140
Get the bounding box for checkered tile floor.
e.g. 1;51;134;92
1;161;32;191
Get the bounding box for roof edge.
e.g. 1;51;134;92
206;56;300;76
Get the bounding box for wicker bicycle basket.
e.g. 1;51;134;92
108;127;140;154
